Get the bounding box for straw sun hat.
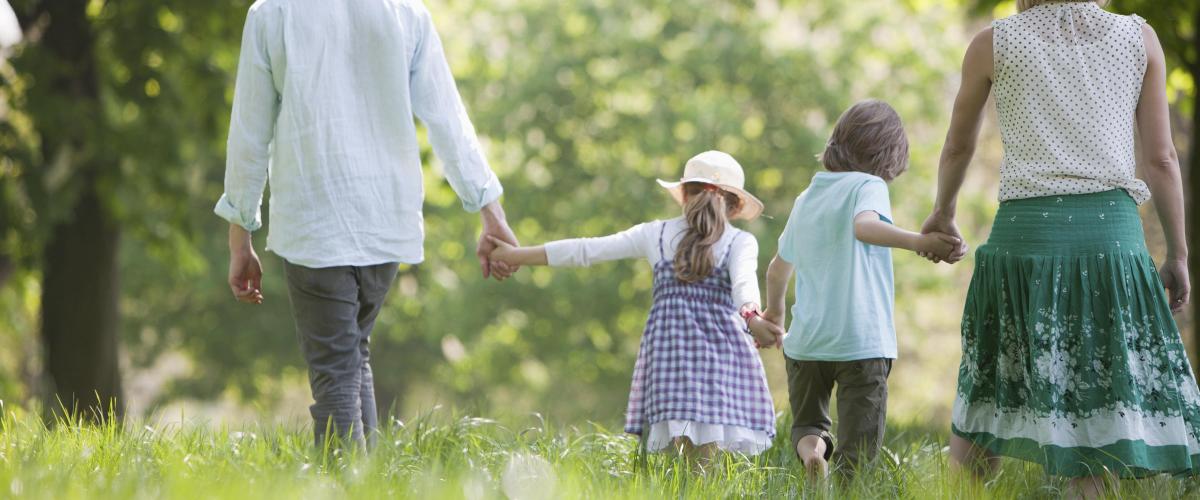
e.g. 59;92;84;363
655;151;765;220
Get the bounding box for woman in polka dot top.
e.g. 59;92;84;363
921;0;1196;496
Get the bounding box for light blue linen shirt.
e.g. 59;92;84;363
778;172;897;361
215;0;503;268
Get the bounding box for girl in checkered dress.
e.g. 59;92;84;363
488;151;781;457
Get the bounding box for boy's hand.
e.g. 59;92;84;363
919;213;969;264
748;316;784;349
762;308;783;329
915;232;961;262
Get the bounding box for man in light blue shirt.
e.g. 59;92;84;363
216;0;518;449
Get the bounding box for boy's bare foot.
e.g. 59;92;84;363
796;435;830;480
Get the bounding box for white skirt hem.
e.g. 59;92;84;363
645;420;772;456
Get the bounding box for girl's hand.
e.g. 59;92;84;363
486;235;517;267
741;303;782;349
915;232;961;263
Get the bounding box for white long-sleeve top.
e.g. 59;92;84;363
215;0;502;268
544;217;762;308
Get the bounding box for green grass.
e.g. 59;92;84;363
0;405;1198;499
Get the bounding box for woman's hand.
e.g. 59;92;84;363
919;212;968;264
915;232;962;262
1160;258;1190;314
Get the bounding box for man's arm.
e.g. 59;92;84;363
409;5;502;212
921;27;993;263
1137;23;1189;312
216;7;278;303
215;6;278;232
408;6;516;279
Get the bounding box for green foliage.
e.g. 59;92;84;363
967;0;1196;115
369;0;972;419
0;0;982;420
1;408;1198;499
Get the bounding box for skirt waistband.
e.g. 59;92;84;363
983;190;1147;256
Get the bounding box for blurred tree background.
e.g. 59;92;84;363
0;0;1194;428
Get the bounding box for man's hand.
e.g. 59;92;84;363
919;212;968;264
477;202;519;281
228;224;263;304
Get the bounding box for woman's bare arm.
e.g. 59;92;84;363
1136;23;1189;311
921;27;994;263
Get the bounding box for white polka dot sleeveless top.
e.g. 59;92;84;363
993;2;1150;204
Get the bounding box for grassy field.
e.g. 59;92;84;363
0;406;1198;499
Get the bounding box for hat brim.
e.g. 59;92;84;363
656;178;764;221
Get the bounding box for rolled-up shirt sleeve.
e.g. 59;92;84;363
728;233;762;308
214;6;279;232
409;5;502;213
545;222;653;267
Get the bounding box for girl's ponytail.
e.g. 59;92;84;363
674;183;740;283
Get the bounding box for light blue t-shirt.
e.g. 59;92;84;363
779;171;897;361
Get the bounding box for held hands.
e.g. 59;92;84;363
915;232;963;263
918;212;970;264
477;203;520;281
742;303;784;349
485;235;519;269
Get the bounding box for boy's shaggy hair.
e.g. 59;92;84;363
820;99;909;182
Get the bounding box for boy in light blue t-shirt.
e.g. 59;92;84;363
761;100;959;476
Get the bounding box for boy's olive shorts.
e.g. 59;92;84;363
785;356;892;468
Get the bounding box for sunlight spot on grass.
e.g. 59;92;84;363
501;452;557;500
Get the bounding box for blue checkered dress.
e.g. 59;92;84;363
624;222;776;439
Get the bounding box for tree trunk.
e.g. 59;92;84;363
41;186;123;423
1190;7;1200;366
36;0;123;423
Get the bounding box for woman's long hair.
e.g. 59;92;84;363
674;183;742;283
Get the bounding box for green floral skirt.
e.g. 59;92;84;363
952;190;1200;478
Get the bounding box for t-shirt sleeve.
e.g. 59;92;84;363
852;179;893;223
776;197;804;265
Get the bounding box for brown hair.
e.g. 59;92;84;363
674;183;741;283
1017;0;1103;12
820;99;909;181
